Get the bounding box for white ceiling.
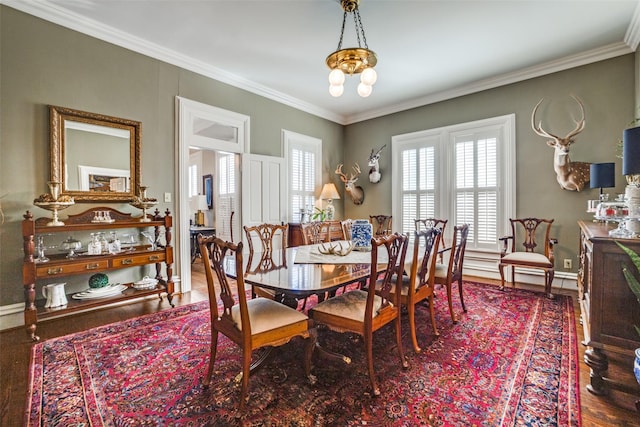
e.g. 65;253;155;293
5;0;640;124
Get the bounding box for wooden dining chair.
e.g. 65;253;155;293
301;221;330;245
243;223;288;299
341;218;354;240
414;217;448;262
434;224;469;323
498;218;557;299
198;235;316;411
390;227;442;353
308;233;409;396
369;214;392;236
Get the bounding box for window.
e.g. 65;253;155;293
283;130;322;222
392;115;515;255
216;152;239;242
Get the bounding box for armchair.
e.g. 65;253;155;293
498;218;557;299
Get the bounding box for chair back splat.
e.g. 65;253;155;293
308;233;409;396
369;215;392;237
414;218;448;262
498;218;556;299
198;235;316;411
243;223;288;299
301;221;330;245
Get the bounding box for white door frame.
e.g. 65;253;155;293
176;97;250;293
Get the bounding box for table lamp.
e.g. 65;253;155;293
320;183;340;220
590;162;615;201
191;195;208;226
623;126;640;186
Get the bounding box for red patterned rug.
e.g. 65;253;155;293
26;282;580;426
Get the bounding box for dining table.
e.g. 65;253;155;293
222;240;424;308
222;241;387;309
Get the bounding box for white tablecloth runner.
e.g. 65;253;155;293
294;241;389;264
294;241;425;276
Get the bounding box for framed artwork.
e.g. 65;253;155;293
203;174;213;209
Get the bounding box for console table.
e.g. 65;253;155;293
577;221;640;398
190;226;216;263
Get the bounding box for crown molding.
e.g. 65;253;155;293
345;42;634;124
2;0;636;126
1;0;344;124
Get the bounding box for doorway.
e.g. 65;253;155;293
176;97;249;293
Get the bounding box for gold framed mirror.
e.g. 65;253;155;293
49;105;141;202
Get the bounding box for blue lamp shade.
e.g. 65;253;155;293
590;162;615;189
622;126;640;176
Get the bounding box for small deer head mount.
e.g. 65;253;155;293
335;163;365;205
368;144;386;183
531;95;591;192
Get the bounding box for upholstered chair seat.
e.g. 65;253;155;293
231;298;309;334
309;289;385;323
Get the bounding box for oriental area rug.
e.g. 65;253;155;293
26;282;580;426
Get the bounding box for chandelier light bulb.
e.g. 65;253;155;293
357;82;372;98
360;67;377;86
329;84;344;97
328;68;346;85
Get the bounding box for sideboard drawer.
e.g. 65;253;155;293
112;252;166;268
37;259;110;277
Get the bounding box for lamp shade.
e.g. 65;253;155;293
622;126;640;176
590;162;615;189
320;183;340;200
197;194;209;211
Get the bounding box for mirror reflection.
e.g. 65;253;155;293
50;105;141;202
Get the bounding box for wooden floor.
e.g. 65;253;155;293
1;263;639;426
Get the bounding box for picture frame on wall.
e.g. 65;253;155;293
203;174;213;209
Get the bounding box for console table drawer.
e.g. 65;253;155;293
112;252;165;267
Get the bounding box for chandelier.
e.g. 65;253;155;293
326;0;377;98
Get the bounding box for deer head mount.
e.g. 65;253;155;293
368;144;386;183
531;95;591;192
336;163;365;205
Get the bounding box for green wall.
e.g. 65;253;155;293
0;7;343;306
0;5;637;308
341;55;636;274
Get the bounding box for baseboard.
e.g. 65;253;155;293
464;261;578;292
0;303;26;331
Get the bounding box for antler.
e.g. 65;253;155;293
531;95;585;142
335;164;347;182
352;163;361;178
317;241;355;256
336;163;360;183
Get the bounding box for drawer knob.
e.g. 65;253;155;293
149;255;160;261
47;267;63;275
122;259;133;265
85;263;100;270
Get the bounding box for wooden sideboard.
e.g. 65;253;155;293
22;207;174;341
577;221;640;396
288;221;344;247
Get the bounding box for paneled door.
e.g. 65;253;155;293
242;154;286;249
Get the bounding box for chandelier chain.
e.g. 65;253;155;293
336;11;347;51
354;9;368;49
